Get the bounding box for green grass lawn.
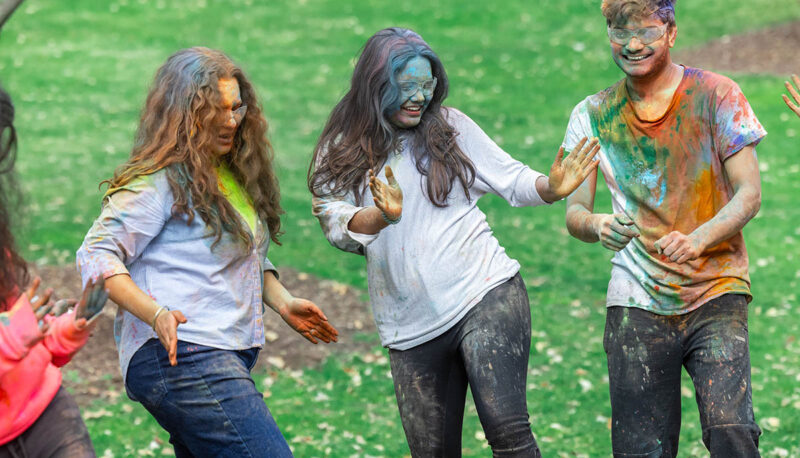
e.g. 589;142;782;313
2;0;800;456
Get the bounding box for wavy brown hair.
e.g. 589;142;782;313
308;27;475;207
0;84;28;308
104;47;283;248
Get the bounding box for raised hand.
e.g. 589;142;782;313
369;166;402;223
783;74;800;119
279;297;338;344
596;213;640;252
547;137;600;201
25;277;54;337
73;277;110;330
654;231;704;264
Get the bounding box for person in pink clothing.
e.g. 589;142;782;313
0;84;109;458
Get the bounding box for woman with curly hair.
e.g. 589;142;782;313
309;28;598;457
77;47;337;457
1;84;108;458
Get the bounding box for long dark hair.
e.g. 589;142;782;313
0;84;28;308
308;27;475;207
104;47;283;248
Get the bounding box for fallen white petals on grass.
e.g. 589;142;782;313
578;379;593;392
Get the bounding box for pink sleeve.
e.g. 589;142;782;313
0;295;41;377
42;313;91;367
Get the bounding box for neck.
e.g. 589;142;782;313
625;59;682;101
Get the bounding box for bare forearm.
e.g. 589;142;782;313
566;205;601;243
690;186;760;251
262;271;292;315
104;274;161;325
347;206;388;235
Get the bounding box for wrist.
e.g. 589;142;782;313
151;305;167;330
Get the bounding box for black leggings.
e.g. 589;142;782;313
388;274;540;458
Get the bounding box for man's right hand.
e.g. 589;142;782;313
154;309;187;366
595;213;640;252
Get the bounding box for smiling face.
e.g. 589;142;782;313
214;77;243;156
610;16;676;79
388;56;434;129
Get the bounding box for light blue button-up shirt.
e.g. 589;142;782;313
76;169;275;381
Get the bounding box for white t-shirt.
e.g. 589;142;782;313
313;107;549;350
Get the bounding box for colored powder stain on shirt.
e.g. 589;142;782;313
216;162;257;234
567;67;767;314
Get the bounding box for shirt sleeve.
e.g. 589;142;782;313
447;108;548;207
562;99;594;152
0;295;39;378
41;312;91;368
311;192;378;256
713;81;767;161
76;174;172;287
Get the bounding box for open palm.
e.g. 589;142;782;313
548;137;600;200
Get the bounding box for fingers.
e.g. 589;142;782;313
581;142;601;168
34;304;53;321
31;288;53;313
318;321;339;342
169;332;178;366
385;166;398;187
611;215;640;238
52;299;76;317
172;310;188;324
553;146;565;167
24;277;41;302
654;234;678;256
786;77;800;104
784;94;800;116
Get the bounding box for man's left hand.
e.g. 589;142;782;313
654;231;705;264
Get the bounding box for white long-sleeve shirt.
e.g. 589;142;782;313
313;108;549;350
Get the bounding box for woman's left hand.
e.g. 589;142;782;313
279;298;339;344
546;137;600;201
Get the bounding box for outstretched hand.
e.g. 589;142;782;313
783;74;800;119
279;298;339;344
369;166;403;223
547;137;600;201
73;277;110;330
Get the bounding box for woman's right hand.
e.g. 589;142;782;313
369;166;403;223
154;308;187;366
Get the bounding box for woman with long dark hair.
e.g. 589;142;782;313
77;47;338;457
1;85;108;457
309;28;598;457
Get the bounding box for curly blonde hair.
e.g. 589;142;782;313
104;47;283;249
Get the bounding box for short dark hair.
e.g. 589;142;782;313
602;0;676;28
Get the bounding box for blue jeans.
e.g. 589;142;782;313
125;339;292;458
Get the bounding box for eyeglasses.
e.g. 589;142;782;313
607;24;668;45
398;77;437;97
226;105;247;125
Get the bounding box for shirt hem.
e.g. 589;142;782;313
383;267;521;351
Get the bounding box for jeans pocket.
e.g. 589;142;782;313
125;339;168;408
